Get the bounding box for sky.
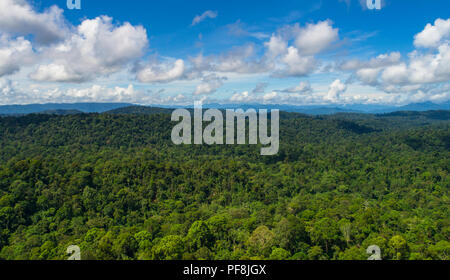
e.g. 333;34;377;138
0;0;449;106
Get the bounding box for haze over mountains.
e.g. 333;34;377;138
0;101;449;116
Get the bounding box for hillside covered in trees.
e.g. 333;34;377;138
0;109;448;260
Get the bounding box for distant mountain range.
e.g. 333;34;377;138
0;103;132;115
106;106;173;115
0;101;449;116
197;101;450;115
37;109;85;115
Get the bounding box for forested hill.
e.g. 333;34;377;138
1;101;449;115
0;110;448;260
105;106;173;115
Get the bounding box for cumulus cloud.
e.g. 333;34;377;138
229;89;319;105
343;19;450;102
189;45;267;75
340;52;401;71
281;81;312;94
380;45;450;85
280;47;316;76
214;44;266;73
414;18;450;48
355;68;382;85
380;63;408;85
0;78;198;105
264;35;288;58
0;35;34;77
263;21;338;77
230;91;253;103
294;20;339;55
0;82;156;104
340;52;402;86
0;0;67;44
325;79;347;102
136;59;185;83
29;16;148;82
29;64;83;83
0;1;447;106
193;74;227;95
0;79;22;104
138;20;337;86
192;10;218;26
252;82;269;94
65;84;159;103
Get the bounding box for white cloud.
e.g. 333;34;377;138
294;20;339;55
229;89;318;105
214;45;265;73
30;63;83;82
0;82;156;104
356;68;382;85
262;21;338;77
63;84;151;103
325;79;347;102
137;59;185;83
263;91;278;102
414;18;450;48
380;44;450;85
281;47;316;76
0;78;201;105
264;34;288;58
230;90;282;103
193;74;226;95
192;10;218;26
342;19;450;102
230;91;253;102
137;20;338;85
0;0;67;44
0;35;34;77
0;1;447;106
0;79;22;104
339;52;402;86
380;63;409;85
340;52;401;71
252;82;269;94
30;16;148;82
189;45;267;75
281;81;313;94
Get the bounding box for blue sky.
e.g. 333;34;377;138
0;0;449;105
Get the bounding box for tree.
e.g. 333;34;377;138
308;246;325;260
152;235;184;260
186;221;214;251
338;246;366;260
389;235;409;260
207;214;230;240
427;241;449;260
113;232;138;259
270;248;291;260
97;231;116;260
274;216;308;254
247;226;275;258
309;217;339;253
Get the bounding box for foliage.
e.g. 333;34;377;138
0;111;448;260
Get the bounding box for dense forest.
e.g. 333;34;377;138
0;108;448;260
